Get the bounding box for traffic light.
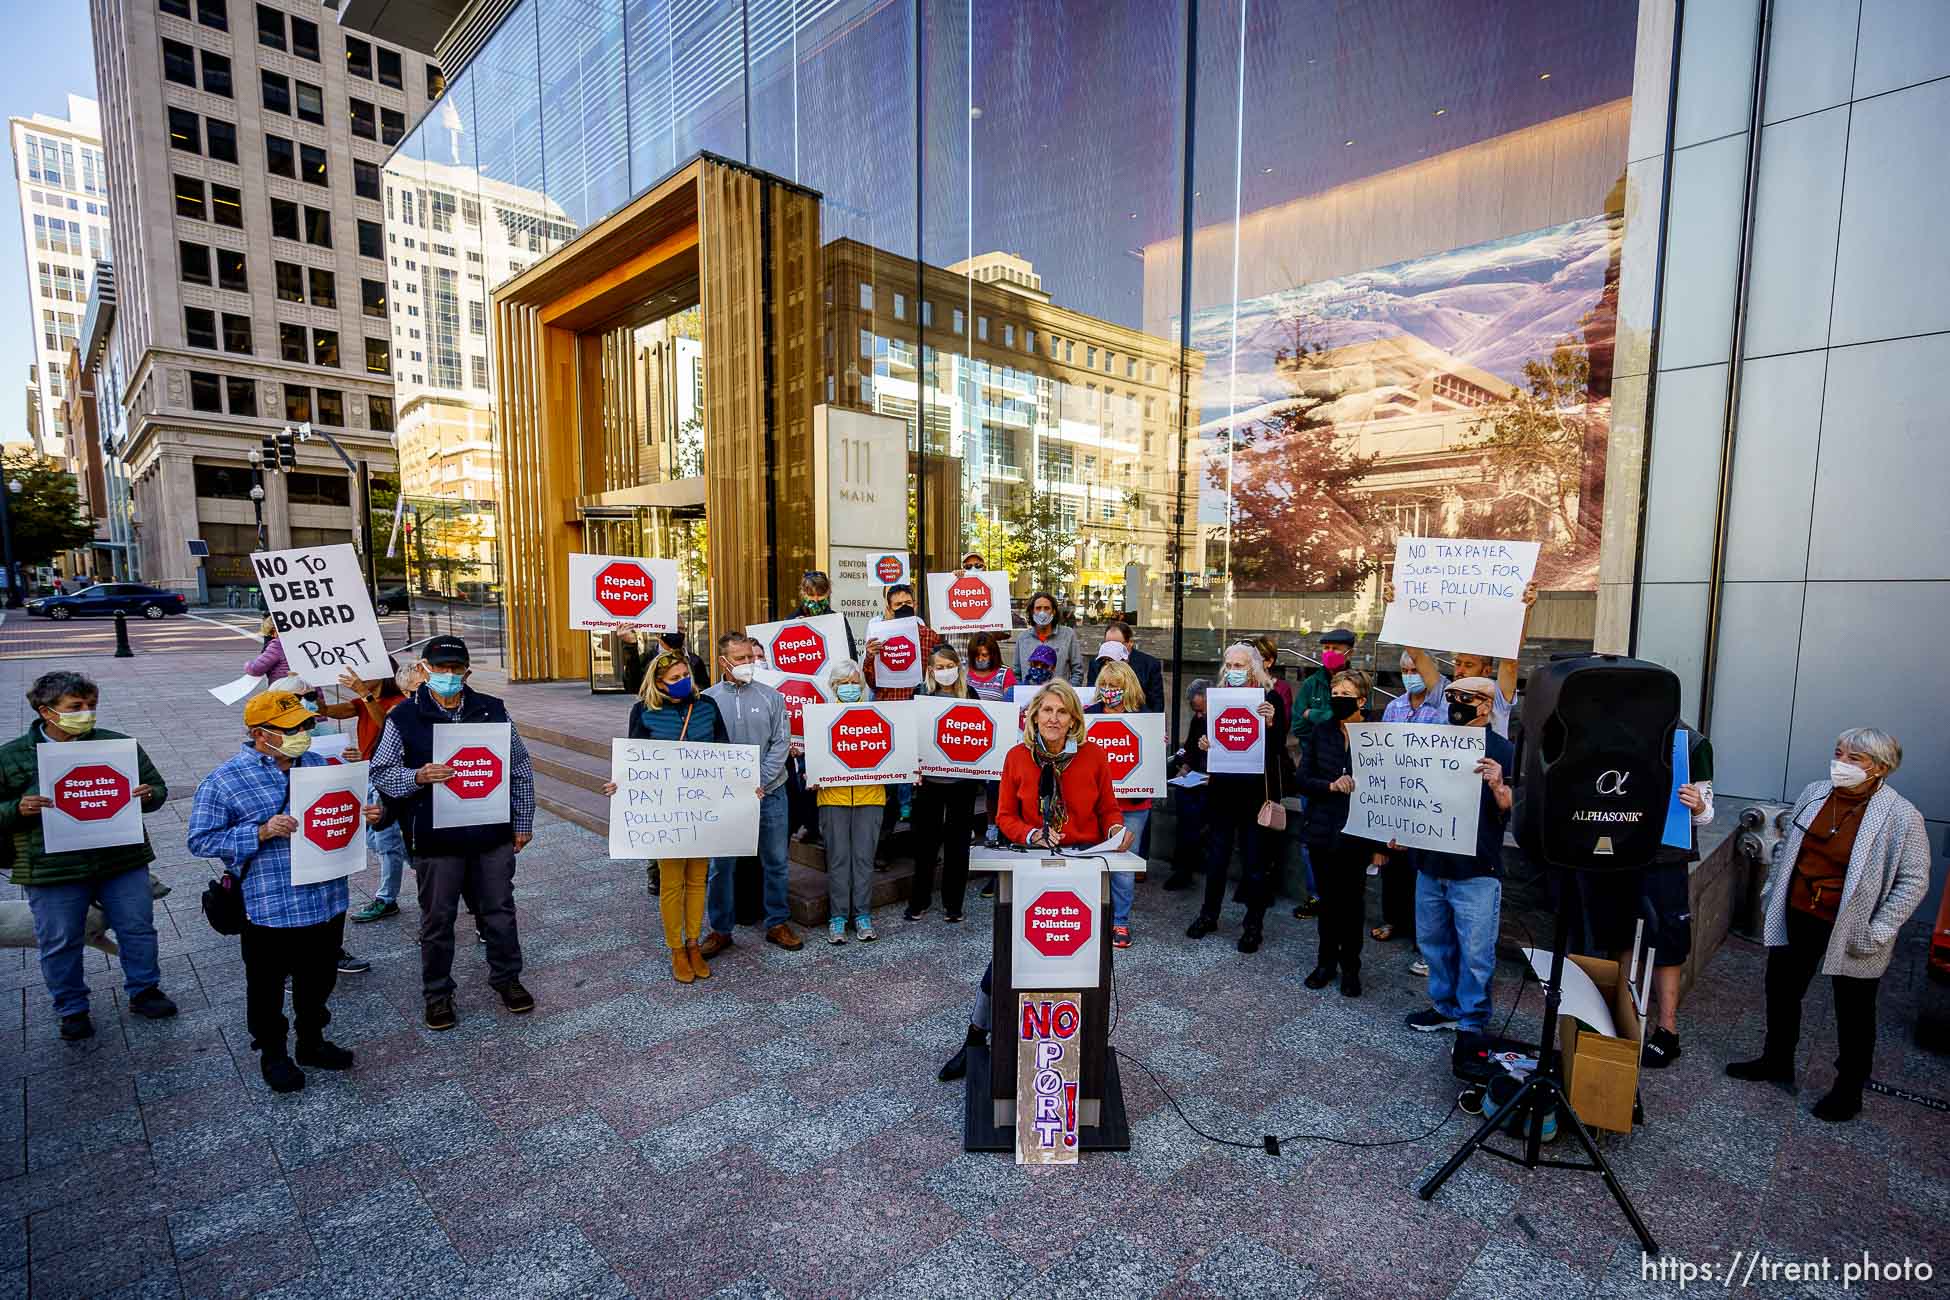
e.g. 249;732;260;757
275;427;298;471
260;434;278;468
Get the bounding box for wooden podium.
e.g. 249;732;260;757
961;847;1144;1155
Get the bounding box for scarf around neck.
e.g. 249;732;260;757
1031;730;1077;843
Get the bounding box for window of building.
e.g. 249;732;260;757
952;308;964;335
289;15;318;60
286;471;350;506
360;278;386;317
184;307;218;350
376;47;402;90
261;70;290;116
197;0;228;30
314;388;343;426
471;356;488;389
365;337;390;375
1004;323;1015;348
1086;346;1097;367
311;328;339;368
353;159;380;201
977;316;989;341
161;0;192;17
162;39;197;87
1025;329;1035;353
344;36;372;80
427;62;445;99
255;3;283;50
369;395;394;432
893;292;905;320
349;97;375;140
279;322;306;362
179;240;212;286
380;108;405;146
294;81;324;125
859;283;873;311
188;371;222;413
168;107;199;154
308;267;335;308
265;133;295;177
282;385;309;422
469;300;485;335
303;206;331;247
356;220;382;259
921;300;932;327
174;174;205;220
430;191;455;232
201;50;232;96
205;117;238;164
221;313;252;353
859;328;872;359
217;248;247;293
299;143;327;186
275;260;304;302
210;182;242;228
270;197;299;240
225;375;255;415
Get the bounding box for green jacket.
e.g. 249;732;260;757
0;725;168;887
1290;668;1335;742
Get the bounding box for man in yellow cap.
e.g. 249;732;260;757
188;690;383;1093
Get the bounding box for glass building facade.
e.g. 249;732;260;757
386;0;1649;692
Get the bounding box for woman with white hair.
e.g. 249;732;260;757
1187;643;1292;953
1727;727;1931;1122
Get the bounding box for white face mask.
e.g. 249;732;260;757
1829;760;1870;790
728;662;755;684
932;667;959;686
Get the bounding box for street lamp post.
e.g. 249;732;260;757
247;449;267;551
0;476;22;608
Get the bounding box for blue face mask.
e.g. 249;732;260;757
1222;668;1248;687
427;671;465;696
665;677;694;700
1402;673;1425;696
834;682;864;703
301;698;320;714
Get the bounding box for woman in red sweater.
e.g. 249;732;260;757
996;682;1129;851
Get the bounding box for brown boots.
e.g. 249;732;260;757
670;941;712;983
685;941;711;980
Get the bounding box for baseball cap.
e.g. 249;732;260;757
421;635;471;667
1095;640;1130;662
244;691;315;730
1029;643;1058;666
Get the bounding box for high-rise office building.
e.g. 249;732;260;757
87;0;439;598
8;95;110;458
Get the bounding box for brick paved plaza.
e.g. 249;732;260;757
2;624;1947;1298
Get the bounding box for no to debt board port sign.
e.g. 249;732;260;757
926;570;1013;633
289;760;370;886
252;544;387;687
749;613;849;685
1205;686;1267;775
566;553;679;633
1084;712;1167;799
1010;859;1103;990
35;738;144;853
432;722;512;827
914;696;1018;779
801;701;918;787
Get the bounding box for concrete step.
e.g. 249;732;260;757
520;721;609;761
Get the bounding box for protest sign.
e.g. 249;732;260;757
1016;992;1083;1166
432;722;512;828
1085;713;1167;799
866;616;923;689
289;761;369;886
864;552;911;586
250;544;388;687
802;701;917;786
1011;859;1102;990
209;674;263;706
1341;722;1485;854
311;733;352;764
914;696;1018;779
566;554;679;633
926;570;1013;634
752;667;829;738
608;739;761;858
36;739;144;853
749;613;849;685
1205;687;1267;775
1379;536;1540;659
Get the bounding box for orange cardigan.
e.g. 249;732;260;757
995;742;1123;847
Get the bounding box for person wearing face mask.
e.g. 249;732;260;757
1162;678;1211;891
1294;670;1385;997
1085;660;1152;949
1290;627;1357;747
864;583;941;828
808;659;884;944
1012;592;1084;688
1728;728;1929;1123
964;631;1017;853
189;690;385;1091
1188;644;1293;953
1402;678;1514;1050
1252;635;1296;719
791;569;859;660
907;646;982;924
370;636;537;1030
324;660;420;925
2;671;174;1042
615;627;712;697
1370;651;1450;950
1388;581;1538;739
700;632;798;955
1088;622;1165;715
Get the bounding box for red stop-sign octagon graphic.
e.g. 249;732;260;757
593;561;656;619
1024;889;1091;957
878;629;917;672
776;678;824;738
51;764;130;822
935;704;995;764
1213;706;1262;751
303;790;362;852
829;707;893;771
1089;719;1142;782
445;746;504;798
874;555;904;584
946;574;993;622
770;623;829;676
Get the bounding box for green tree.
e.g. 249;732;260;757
1001;487;1078;595
1465;334;1604;556
2;447;94;569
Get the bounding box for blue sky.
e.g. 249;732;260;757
2;0;98;443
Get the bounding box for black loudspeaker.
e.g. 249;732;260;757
1517;655;1680;871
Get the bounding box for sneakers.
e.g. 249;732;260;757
829;917;848;946
1112;925;1132;950
424;997;458;1031
1405;1008;1459;1033
1410;958;1429;977
1303;966;1337;990
261;1055;306;1093
336;949;371;974
59;1011;94;1041
1641;1027;1682;1070
128;988;179;1019
698;932;733;960
295;1039;355;1070
855;914;877;942
943;911;963;924
494;980;536;1014
1185;915;1216;939
1725;1056;1794;1086
766;924;803;951
351;898;399;923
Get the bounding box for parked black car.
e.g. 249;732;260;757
373;584;411;616
27;583;188;620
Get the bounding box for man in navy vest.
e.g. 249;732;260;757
372;636;537;1030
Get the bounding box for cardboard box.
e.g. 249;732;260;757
1557;953;1646;1134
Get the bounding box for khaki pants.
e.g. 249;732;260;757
657;858;709;949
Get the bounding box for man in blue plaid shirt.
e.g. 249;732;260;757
188;690;381;1093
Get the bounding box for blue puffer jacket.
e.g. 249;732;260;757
627;694;728;743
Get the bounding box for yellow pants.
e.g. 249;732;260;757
657;858;709;949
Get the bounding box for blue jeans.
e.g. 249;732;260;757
370;819;409;903
1109;809;1149;928
26;865;162;1016
709;785;791;933
1415;872;1502;1033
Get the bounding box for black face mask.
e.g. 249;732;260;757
1447;701;1479;727
661;632;685;651
1330;696;1360;721
891;604;915;618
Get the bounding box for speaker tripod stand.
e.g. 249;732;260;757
1417;891;1660;1254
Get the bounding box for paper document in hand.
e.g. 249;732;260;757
1167;771;1206;788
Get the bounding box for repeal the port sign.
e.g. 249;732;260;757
802;702;918;787
567;553;679;633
